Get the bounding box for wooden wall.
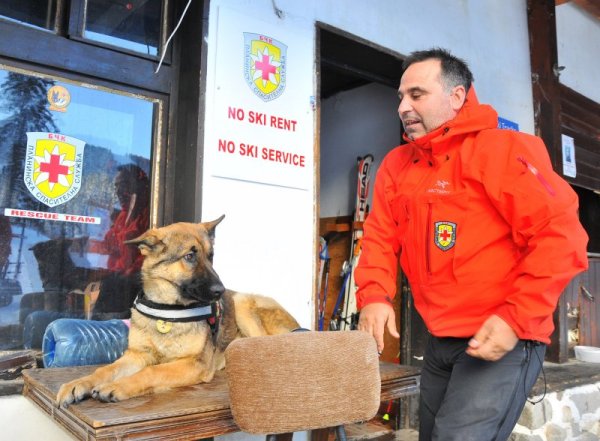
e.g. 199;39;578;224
551;257;600;361
560;84;600;192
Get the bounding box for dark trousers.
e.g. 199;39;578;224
419;336;545;441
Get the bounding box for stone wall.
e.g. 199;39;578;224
510;381;600;440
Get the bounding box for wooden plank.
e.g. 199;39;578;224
562;147;600;191
560;98;600;138
24;366;233;427
22;362;420;441
559;84;600;191
23;366;237;440
379;362;420;383
560;118;600;153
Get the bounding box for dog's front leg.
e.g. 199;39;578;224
91;355;216;402
56;349;152;407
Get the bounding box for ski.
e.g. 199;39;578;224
340;154;374;330
317;236;331;331
329;261;351;331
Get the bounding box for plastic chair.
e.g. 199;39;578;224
225;330;381;441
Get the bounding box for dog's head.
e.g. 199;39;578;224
125;215;226;305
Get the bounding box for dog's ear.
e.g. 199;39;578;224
203;214;225;242
124;230;165;255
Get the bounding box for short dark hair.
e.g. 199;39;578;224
116;164;149;194
402;48;474;93
117;164;148;183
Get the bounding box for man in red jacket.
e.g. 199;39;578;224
355;48;588;440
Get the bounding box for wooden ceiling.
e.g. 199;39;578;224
556;0;600;20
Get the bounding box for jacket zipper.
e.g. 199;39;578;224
426;203;432;276
517;156;556;196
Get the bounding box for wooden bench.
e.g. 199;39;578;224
22;362;420;441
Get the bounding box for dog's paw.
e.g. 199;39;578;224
56;379;95;407
91;382;132;403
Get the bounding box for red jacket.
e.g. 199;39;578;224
104;205;149;275
355;88;588;343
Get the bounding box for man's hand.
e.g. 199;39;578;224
357;303;400;353
466;315;519;361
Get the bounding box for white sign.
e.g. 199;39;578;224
207;7;313;190
561;134;577;178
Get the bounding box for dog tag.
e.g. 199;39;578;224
156;320;173;334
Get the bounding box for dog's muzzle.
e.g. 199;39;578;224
181;277;225;302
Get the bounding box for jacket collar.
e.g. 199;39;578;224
403;86;498;156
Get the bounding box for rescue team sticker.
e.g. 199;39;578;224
434;221;457;251
4;208;100;225
24;132;85;208
243;32;287;102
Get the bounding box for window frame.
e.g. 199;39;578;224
68;0;172;63
0;0;207;231
0;1;173;94
0;59;168;232
0;0;174;227
0;0;210;361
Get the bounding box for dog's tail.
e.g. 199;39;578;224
216;290;239;352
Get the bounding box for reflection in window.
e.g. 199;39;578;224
0;67;156;351
0;0;57;31
84;0;162;56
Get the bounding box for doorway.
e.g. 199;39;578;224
316;25;427;367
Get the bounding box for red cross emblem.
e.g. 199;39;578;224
434;221;456;251
244;33;287;102
255;54;277;81
39;154;69;184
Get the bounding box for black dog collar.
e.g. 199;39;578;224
133;293;216;323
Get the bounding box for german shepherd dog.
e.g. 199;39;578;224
56;216;299;406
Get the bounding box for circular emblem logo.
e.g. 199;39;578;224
47;85;71;112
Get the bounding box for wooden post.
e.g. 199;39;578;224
527;0;568;362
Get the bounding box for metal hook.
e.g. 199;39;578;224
581;285;595;301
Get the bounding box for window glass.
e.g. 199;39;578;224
0;67;156;351
0;0;56;31
84;0;162;56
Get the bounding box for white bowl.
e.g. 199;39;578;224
574;346;600;363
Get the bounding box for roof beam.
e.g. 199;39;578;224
556;0;600;20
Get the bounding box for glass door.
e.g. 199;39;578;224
0;65;160;350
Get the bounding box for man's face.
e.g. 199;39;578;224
114;171;132;207
397;59;463;140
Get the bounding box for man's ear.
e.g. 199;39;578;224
124;230;164;255
450;85;467;111
202;214;226;242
